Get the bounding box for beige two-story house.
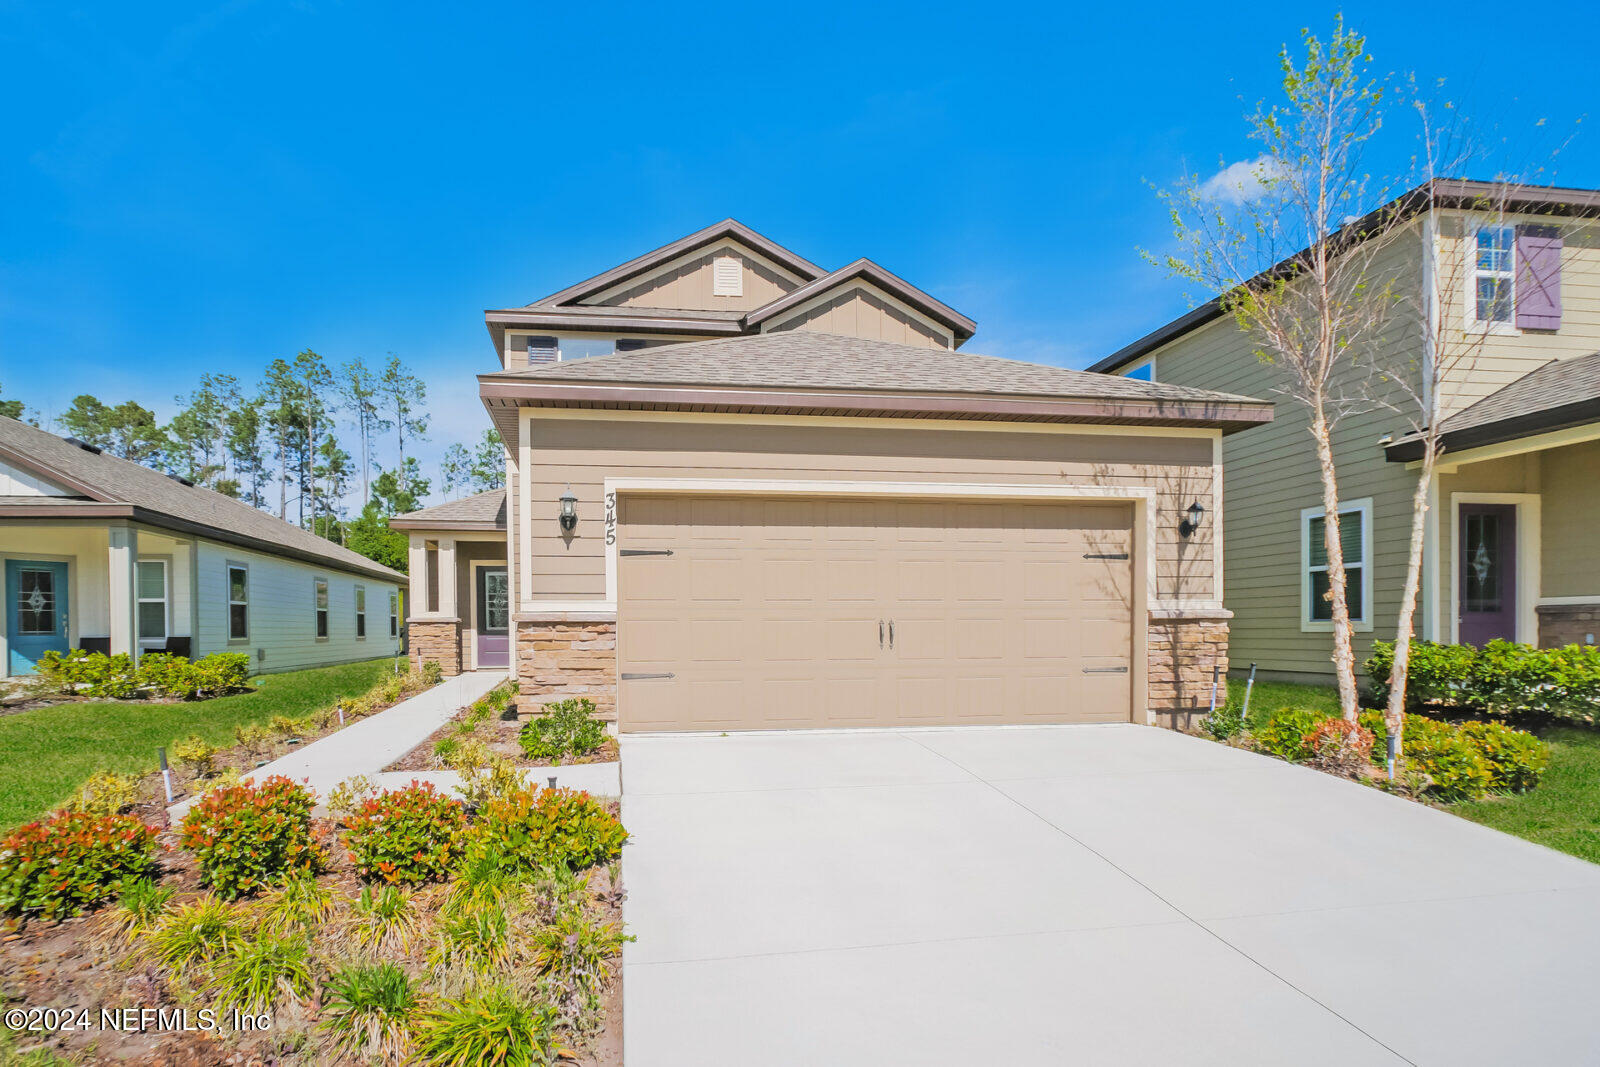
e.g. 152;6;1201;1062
394;220;1273;729
1091;179;1600;682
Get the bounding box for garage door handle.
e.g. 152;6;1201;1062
879;619;884;648
620;672;675;680
1083;666;1128;674
620;549;673;557
888;620;894;649
1084;552;1129;560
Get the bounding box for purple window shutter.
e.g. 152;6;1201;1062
1515;224;1562;330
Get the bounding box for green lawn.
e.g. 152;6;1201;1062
0;658;395;830
1221;676;1600;865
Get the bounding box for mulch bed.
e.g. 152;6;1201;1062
0;814;625;1065
385;704;619;775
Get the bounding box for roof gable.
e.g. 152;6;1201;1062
583;238;806;312
531;220;824;309
0;454;78;497
747;259;975;344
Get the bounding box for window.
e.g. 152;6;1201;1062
557;336;615;361
314;578;329;639
14;567;57;635
1301;500;1372;631
1123;360;1154;382
712;255;743;297
355;585;367;639
227;564;249;642
389;591;399;637
136;560;167;646
1474;225;1515;323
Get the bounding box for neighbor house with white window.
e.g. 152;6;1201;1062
0;416;404;677
1090;179;1600;681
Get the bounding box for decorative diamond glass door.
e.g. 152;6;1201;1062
5;560;70;675
1459;504;1517;646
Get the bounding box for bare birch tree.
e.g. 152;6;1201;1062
1371;103;1588;751
1153;18;1409;719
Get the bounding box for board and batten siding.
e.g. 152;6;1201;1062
195;540;401;673
519;413;1220;606
1148;228;1426;680
590;243;801;312
765;283;951;349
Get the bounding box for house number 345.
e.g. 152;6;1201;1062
604;492;617;545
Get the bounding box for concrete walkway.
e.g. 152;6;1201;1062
620;724;1600;1067
168;669;505;816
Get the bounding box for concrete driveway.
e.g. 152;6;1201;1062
618;725;1600;1066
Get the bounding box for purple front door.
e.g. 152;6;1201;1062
1459;504;1517;646
476;566;510;669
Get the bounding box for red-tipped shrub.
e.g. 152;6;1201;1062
467;786;627;875
1308;718;1375;772
179;776;325;898
343;781;467;885
0;811;159;921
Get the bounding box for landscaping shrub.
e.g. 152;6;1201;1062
343;884;423;952
1457;720;1550;793
179;776;326;898
1401;718;1494;802
319;962;422;1064
468;786;627;875
172;734;219;777
257;870;335;934
34;649;250;700
215;930;314;1012
326;774;380;819
1307;718;1374;772
519;698;607;762
146;895;248;972
344;782;467;886
532;905;628;1028
61;770;142;816
1367;639;1600;724
0;811;159;921
1201;703;1244;741
1250;707;1328;762
417;984;559;1067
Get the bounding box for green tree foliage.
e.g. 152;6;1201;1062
0;381;26;422
62;397;170;464
338;358;390;508
439;443;470;500
470;428;505;492
378;356;428;497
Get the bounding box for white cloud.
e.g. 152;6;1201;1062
1200;156;1289;204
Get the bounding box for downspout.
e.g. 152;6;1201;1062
188;540;201;657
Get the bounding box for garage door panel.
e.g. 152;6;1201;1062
617;493;1134;731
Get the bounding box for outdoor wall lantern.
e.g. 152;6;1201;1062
559;486;579;533
1179;501;1205;539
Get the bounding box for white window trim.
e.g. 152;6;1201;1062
1466;220;1518;334
313;577;330;642
388;591;399;638
1122;356;1156;382
354;584;367;641
135;557;170;648
1300;498;1374;633
1448;493;1541;645
226;562;249;643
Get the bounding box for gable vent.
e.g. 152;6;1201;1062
712;255;743;298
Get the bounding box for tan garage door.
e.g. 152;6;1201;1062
616;494;1134;732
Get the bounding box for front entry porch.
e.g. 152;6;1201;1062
400;530;510;676
1432;432;1600;649
0;522;195;677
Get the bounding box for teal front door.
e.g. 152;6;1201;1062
6;560;69;675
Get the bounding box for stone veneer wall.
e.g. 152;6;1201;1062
408;618;461;676
1537;603;1600;650
1148;609;1231;727
516;615;618;721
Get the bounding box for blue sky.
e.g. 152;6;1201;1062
2;2;1594;506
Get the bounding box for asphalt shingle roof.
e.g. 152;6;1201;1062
0;416;404;582
488;331;1264;406
1439;352;1600;435
391;489;506;529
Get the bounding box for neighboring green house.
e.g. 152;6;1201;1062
1091;179;1600;682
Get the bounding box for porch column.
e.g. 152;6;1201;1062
437;537;458;619
107;525;139;661
408;535;430;613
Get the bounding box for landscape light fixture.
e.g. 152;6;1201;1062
559;486;579;533
1179;501;1205;538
